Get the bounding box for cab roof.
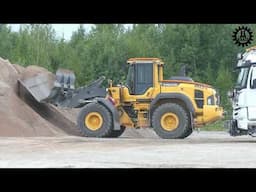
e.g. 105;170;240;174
127;58;164;65
246;46;256;52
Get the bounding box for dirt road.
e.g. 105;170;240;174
0;131;256;168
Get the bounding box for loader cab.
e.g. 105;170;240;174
126;58;163;95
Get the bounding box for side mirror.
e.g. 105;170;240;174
237;53;243;60
227;90;234;98
252;79;256;89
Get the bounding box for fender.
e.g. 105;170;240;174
150;93;196;117
94;97;120;130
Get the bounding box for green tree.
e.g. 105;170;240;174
216;65;233;112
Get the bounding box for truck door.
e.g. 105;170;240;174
247;66;256;120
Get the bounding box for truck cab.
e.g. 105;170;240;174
228;46;256;136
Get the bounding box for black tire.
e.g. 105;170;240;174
152;103;191;139
107;126;126;138
179;125;193;138
178;113;193;138
77;102;113;137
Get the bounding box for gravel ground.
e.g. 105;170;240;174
0;131;255;168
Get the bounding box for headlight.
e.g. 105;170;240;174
207;95;215;105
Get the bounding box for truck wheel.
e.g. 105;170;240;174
152;103;190;139
107;126;126;138
77;102;113;137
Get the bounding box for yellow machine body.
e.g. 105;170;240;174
108;58;223;129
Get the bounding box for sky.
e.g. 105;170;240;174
8;24;95;40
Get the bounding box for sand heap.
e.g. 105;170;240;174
0;58;81;137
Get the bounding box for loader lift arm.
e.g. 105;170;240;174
50;76;107;108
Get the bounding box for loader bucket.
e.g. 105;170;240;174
18;67;75;103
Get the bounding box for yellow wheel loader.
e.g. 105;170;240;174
19;58;223;139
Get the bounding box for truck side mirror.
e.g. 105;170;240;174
237;53;243;60
252;79;256;89
227;90;234;98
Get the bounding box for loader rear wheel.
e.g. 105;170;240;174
152;103;190;139
107;126;126;138
180;125;193;138
176;114;193;139
77;103;113;137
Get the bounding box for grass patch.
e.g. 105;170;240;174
200;120;226;131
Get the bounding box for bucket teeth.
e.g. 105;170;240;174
55;69;75;90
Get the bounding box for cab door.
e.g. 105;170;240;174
246;65;256;120
124;62;155;103
135;63;153;95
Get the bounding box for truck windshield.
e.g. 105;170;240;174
236;67;250;89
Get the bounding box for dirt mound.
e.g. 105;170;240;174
19;65;55;87
0;58;81;137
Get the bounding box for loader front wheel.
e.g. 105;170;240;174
152;103;190;139
77;103;113;137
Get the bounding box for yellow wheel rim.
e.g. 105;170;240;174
160;112;179;131
85;112;103;131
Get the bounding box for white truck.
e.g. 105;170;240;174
227;46;256;136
